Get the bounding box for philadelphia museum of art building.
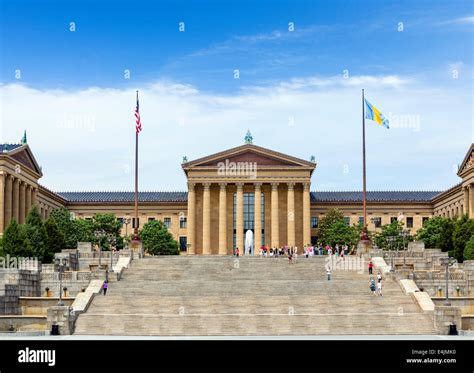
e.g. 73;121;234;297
0;138;473;255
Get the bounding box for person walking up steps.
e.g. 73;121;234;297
377;280;383;296
369;276;376;296
326;267;332;281
368;260;374;275
102;280;108;296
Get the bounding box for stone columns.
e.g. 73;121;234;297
25;185;32;217
303;182;311;247
12;178;19;223
463;186;470;217
202;183;211;255
218;183;227;255
187;183;196;255
469;184;474;218
254;183;262;255
5;175;13;227
287;182;295;247
0;173;4;232
271;182;279;248
19;181;26;224
236;183;244;254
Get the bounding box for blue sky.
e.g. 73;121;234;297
0;0;473;192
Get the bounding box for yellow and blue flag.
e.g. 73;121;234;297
364;99;389;129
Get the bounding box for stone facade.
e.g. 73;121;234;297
0;141;473;255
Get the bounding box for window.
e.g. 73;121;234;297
311;217;318;228
406;217;413;228
343;217;350;226
233;192;265;249
391;217;398;224
422;217;429;226
164;217;171;229
117;217;124;226
132;218;139;228
180;217;187;229
358;216;364;225
373;217;382;228
148;217;155;222
179;237;187;251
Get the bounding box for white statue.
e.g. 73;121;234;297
244;230;254;256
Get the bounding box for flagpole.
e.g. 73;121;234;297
134;90;139;240
362;89;367;235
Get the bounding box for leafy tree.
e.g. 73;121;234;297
452;215;474;262
374;221;412;250
75;218;94;243
0;219;30;257
415;216;455;251
50;207;81;249
321;220;360;247
140;220;179;255
317;208;344;244
464;235;474;261
91;213;122;250
44;217;66;260
24;206;48;261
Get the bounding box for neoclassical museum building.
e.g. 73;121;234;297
0;137;473;254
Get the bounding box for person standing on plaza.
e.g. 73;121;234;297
236;247;240;257
368;260;374;275
326;267;332;281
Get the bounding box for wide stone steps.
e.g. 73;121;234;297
75;314;436;335
74;256;438;335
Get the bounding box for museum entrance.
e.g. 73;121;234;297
233;192;264;254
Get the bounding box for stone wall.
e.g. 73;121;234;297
0;285;20;315
40;271;95;297
434;305;462;334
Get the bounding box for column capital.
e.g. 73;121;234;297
303;182;311;190
187;182;196;191
271;182;279;190
236;183;244;190
203;182;212;190
287;182;295;190
219;183;227;190
253;182;262;188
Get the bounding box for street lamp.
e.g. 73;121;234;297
399;229;410;269
123;218;131;242
55;257;68;306
439;257;456;306
386;236;397;272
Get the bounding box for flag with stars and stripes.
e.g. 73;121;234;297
135;93;142;134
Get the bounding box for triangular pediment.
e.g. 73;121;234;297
182;144;316;171
457;143;474;177
7;145;43;176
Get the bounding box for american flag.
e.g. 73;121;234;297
135;92;142;134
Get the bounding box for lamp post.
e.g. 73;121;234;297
399;229;410;269
386;236;396;272
94;229;107;270
124;218;131;243
55;257;68;306
439;257;456;306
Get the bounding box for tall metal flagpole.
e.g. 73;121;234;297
362;89;367;235
134;90;139;240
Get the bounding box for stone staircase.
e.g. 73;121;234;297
74;256;438;335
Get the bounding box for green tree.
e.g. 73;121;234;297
0;219;30;257
374;221;412;250
452;215;474;262
75;218;94;243
91;213;122;250
24;206;48;262
322;220;360;247
44;217;66;261
415;216;455;251
317;208;344;244
464;235;474;261
140;220;179;255
50;207;81;249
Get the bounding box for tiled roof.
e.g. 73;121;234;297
58;190;440;203
0;143;23;153
311;191;440;202
58;191;188;203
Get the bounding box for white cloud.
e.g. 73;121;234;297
0;74;472;192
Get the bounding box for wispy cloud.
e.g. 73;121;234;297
1;73;470;192
438;16;474;25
